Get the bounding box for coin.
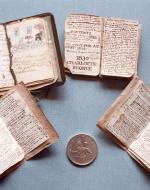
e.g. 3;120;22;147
66;134;97;166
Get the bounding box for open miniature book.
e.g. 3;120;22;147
65;14;141;78
0;13;65;96
0;83;58;178
97;77;150;172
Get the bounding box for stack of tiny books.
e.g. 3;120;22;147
0;12;149;178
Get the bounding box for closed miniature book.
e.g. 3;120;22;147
0;13;65;96
64;14;141;78
97;77;150;172
0;83;58;178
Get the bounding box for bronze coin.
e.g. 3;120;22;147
66;134;97;166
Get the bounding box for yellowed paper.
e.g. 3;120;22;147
101;18;140;77
6;17;56;84
0;90;49;155
65;14;102;76
103;82;150;147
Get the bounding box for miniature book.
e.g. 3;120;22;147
97;77;150;172
0;13;65;96
0;83;58;178
64;14;141;78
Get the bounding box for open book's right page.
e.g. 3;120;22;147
100;18;141;78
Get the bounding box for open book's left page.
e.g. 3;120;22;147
0;118;24;177
0;24;14;92
0;83;58;160
64;14;102;76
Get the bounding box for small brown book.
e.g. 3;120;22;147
0;13;65;96
0;83;58;178
64;14;141;78
97;77;150;172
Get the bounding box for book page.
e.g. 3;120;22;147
102;81;150;147
43;16;60;82
0;88;49;156
101;18;140;77
6;17;56;85
128;124;150;170
0;25;14;89
65;14;102;76
0;118;24;175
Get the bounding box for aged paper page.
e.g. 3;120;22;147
44;16;62;83
0;118;24;175
103;81;150;147
0;25;14;89
101;18;140;77
65;14;102;76
43;16;58;83
6;17;56;85
128;124;150;170
0;89;49;156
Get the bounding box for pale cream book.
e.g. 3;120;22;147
0;13;65;96
64;14;141;78
0;83;58;178
97;77;150;172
